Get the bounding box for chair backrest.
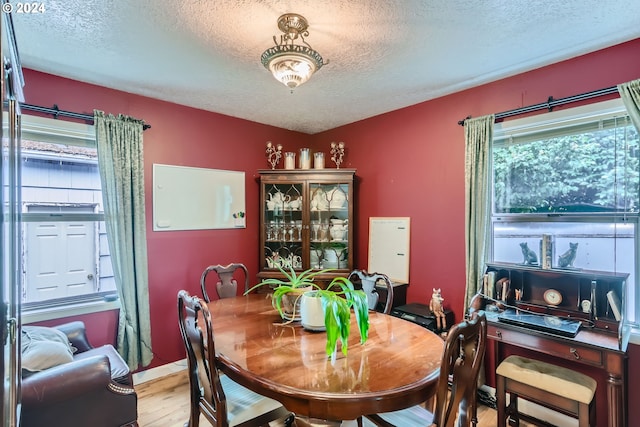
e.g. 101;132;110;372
177;289;227;426
347;269;394;314
200;263;249;302
432;312;487;427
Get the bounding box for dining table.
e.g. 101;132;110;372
206;294;445;422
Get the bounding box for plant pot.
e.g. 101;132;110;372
280;286;312;321
300;291;326;331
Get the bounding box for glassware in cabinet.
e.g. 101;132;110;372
259;169;355;282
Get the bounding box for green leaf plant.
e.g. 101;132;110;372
245;264;369;360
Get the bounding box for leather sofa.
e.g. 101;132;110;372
20;321;138;427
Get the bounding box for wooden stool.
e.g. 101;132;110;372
496;355;597;427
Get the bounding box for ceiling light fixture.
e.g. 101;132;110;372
261;13;327;89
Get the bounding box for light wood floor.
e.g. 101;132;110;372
136;370;535;427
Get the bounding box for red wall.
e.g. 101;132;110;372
23;37;640;423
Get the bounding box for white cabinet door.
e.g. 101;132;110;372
25;220;96;302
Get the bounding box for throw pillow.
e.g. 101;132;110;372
21;326;74;373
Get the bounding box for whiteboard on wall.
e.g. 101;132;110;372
368;217;411;283
153;164;245;231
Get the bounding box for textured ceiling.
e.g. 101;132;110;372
11;0;640;134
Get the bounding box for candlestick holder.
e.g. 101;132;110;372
330;141;345;168
266;141;283;169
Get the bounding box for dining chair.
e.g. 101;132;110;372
363;312;488;427
177;290;294;427
200;263;249;302
347;269;394;314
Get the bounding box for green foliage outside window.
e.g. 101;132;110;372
494;124;640;214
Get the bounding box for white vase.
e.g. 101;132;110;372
300;292;326;331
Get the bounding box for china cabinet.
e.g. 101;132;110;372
258;169;356;283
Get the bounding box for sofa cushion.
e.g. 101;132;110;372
73;344;132;385
21;326;74;373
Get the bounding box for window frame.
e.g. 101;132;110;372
490;98;640;327
17;114;119;322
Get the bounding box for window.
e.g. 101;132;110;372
19;115;116;312
490;99;640;323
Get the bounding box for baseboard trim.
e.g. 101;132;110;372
133;358;187;385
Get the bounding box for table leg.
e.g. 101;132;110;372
607;372;624;427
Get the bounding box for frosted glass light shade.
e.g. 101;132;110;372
268;54;317;88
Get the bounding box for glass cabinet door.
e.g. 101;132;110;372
263;182;304;271
309;182;350;270
259;169;355;279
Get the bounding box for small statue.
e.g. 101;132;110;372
514;288;523;301
558;242;578;268
519;242;538;265
429;288;447;332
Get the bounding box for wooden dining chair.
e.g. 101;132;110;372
347;269;394;314
364;312;488;427
177;290;294;427
200;263;249;302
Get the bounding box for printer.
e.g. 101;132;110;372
390;302;454;332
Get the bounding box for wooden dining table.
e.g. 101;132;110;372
206;294;444;421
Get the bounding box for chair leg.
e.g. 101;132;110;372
284;413;296;427
357;416;363;427
185;414;199;427
510;393;520;426
577;402;589;427
496;376;507;427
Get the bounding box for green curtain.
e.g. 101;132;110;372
94;110;153;370
618;78;640;131
464;115;495;312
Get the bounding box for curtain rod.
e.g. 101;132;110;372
457;85;619;126
19;103;152;130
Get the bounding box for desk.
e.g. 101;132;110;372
486;314;627;427
206;294;443;421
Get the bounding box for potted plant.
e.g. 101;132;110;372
303;276;369;360
246;264;326;320
246;265;369;359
